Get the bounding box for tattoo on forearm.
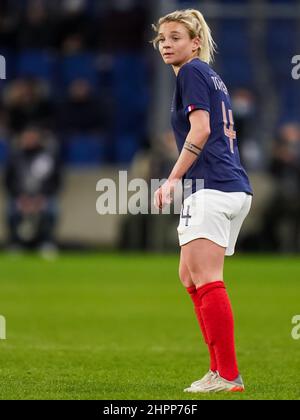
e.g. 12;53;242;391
183;141;202;156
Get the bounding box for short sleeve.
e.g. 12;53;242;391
178;64;211;117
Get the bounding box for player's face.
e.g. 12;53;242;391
158;22;200;67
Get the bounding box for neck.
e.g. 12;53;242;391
172;55;199;76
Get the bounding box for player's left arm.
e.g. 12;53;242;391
154;109;210;209
168;109;210;182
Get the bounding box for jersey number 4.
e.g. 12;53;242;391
222;101;236;154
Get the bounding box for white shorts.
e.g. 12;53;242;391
177;189;252;256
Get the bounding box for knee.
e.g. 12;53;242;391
178;265;194;288
187;267;219;288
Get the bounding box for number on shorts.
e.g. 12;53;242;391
181;205;192;227
222;101;236;154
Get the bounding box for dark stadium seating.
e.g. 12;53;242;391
111;54;148;144
17;49;57;83
111;54;148;109
266;19;297;80
279;82;300;122
113;133;140;164
0;137;8;164
63;133;107;166
60;52;99;90
216;19;254;88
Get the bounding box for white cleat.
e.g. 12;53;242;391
184;370;217;392
184;372;245;393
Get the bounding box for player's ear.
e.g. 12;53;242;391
192;36;201;52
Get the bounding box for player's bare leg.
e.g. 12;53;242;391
179;249;195;288
179;248;218;389
181;239;244;393
181;238;225;287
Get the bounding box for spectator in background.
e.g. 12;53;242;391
4;126;62;256
0;104;9;138
0;0;20;49
61;33;86;55
261;122;300;252
17;0;56;49
231;88;263;171
102;0;148;52
231;89;256;145
56;79;105;133
56;0;97;52
4;78;54;133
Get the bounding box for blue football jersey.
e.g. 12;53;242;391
171;58;253;195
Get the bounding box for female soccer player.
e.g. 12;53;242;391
152;9;253;393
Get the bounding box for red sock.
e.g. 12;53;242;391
196;281;239;381
186;286;218;372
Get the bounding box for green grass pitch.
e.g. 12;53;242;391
0;252;300;400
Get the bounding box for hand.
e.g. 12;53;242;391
154;178;180;210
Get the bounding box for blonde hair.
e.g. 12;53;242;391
151;9;216;65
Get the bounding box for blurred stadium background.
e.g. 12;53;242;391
0;0;299;253
1;0;300;401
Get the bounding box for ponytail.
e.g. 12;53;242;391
189;10;216;64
